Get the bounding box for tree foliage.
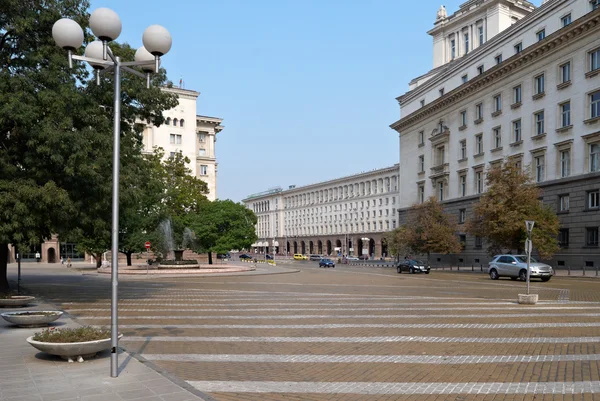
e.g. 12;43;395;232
387;197;461;261
187;200;257;264
0;0;177;285
466;162;559;259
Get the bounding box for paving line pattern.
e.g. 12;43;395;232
122;335;600;343
144;353;600;364
186;380;600;395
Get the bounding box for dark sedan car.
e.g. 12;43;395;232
397;259;430;274
319;258;335;268
238;254;253;260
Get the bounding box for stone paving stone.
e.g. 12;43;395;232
116;387;157;400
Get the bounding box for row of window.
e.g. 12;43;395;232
425;10;598;108
558;227;599;248
285;220;398;237
286;197;397;217
165;117;185;127
287;208;397;225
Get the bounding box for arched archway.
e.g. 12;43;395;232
326;240;332;255
294;241;298;254
381;238;389;258
309;241;314;254
348;239;353;256
369;238;375;257
286;241;290;256
317;240;322;254
47;248;56;263
301;241;306;254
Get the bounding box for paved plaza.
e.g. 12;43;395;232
2;262;600;400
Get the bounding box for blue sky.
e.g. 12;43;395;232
90;0;540;202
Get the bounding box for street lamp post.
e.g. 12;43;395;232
52;8;172;378
525;220;535;295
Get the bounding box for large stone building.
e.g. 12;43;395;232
391;0;600;268
9;86;223;263
142;87;223;201
243;166;400;259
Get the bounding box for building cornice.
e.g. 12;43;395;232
161;86;200;100
391;11;600;133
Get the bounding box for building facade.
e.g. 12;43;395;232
243;166;400;259
391;0;600;268
142;87;223;201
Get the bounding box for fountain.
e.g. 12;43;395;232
156;219;197;268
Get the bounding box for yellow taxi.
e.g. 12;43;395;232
293;254;308;260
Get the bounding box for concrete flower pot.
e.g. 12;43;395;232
1;311;63;328
26;334;123;363
0;296;35;307
518;294;538;305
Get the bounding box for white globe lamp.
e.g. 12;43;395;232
89;8;122;41
52;18;84;50
142;25;172;56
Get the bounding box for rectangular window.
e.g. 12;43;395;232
493;94;502;112
586;227;599;247
560;150;571;177
418;131;424;145
475;134;483;154
594;0;600;10
475;103;483;120
462;74;468;83
438;181;444;201
464;33;469;54
591;144;600;172
439;88;445;97
477;65;484;75
559;195;570;211
591;91;600;118
495;54;502;65
535;155;545;182
199;148;206;156
561;14;572;27
535;111;545;135
475;170;483;194
560;101;571;127
420;99;425;107
560;62;571;84
450;39;456;59
590;48;600;72
460;174;467;197
589;190;600;209
534;74;545;95
478;26;484;45
558;229;569;248
493;127;501;148
537;29;546;41
513;119;522;142
200;165;208;175
436;146;445;165
418;184;424;204
199;133;206;142
513;85;522;104
460;140;467;160
460;110;467;127
514;42;522;54
475;235;483;248
418;155;424;173
459;209;466;224
169;134;175;144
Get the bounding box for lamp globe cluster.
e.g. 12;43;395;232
52;7;172;68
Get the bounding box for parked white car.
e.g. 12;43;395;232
488;255;553;282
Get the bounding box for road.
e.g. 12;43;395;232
7;261;600;400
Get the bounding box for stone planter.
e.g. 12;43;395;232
0;296;35;307
518;294;538;305
1;311;63;328
26;334;123;363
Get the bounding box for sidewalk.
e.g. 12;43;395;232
0;298;211;401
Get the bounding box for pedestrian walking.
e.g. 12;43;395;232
60;256;64;265
35;252;41;263
67;257;72;267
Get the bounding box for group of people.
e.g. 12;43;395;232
60;256;72;267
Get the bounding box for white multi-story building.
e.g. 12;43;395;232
391;0;600;268
243;165;400;258
142;87;223;201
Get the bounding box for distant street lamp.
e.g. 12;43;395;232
52;8;172;378
525;220;535;295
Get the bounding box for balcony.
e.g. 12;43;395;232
429;163;449;179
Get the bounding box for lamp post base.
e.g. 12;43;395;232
518;294;538;305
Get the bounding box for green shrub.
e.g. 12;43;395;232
33;326;111;343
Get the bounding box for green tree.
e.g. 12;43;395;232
387;197;461;263
0;0;178;290
466;162;559;259
188;200;257;264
